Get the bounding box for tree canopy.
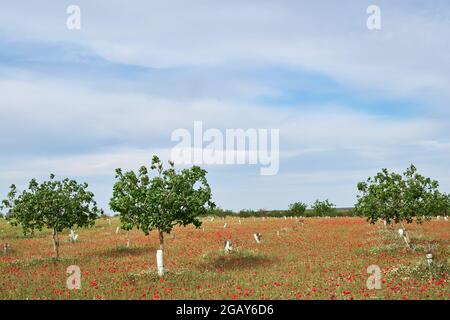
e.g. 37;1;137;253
312;199;336;216
288;202;307;215
109;155;215;251
1;174;101;258
355;165;449;225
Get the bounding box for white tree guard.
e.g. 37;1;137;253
426;253;433;266
224;240;232;253
69;230;78;243
254;233;262;244
156;249;164;276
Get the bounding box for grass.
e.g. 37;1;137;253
0;217;448;300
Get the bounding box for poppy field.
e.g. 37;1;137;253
0;216;448;300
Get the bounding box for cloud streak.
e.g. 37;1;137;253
0;0;449;211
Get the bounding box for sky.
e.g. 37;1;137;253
0;0;449;212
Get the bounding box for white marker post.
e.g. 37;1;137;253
223;223;227;228
115;226;120;234
156;249;164;277
224;240;233;254
3;243;9;255
254;233;262;244
398;228;410;246
69;230;78;243
426;252;433;266
403;236;409;246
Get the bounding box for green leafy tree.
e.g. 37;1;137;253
109;155;215;252
312;199;336;216
1;174;101;258
288;202;307;216
436;193;450;217
355;165;449;225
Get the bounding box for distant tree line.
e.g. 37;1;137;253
208;204;360;218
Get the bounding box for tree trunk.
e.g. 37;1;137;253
52;229;60;259
158;230;164;252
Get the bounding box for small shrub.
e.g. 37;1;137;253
312;199;336;216
288;202;307;216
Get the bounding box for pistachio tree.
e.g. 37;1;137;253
109;155;215;251
355;165;449;225
1;174;101;258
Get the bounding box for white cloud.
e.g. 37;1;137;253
0;148;170;180
0;1;449;210
1;78;445;155
1;1;449;108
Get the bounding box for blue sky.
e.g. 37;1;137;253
0;0;449;212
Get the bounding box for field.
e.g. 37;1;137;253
0;217;449;300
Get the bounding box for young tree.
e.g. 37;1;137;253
436;193;450;218
288;202;307;216
355;165;449;225
109;155;215;252
1;174;101;258
312;199;336;216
